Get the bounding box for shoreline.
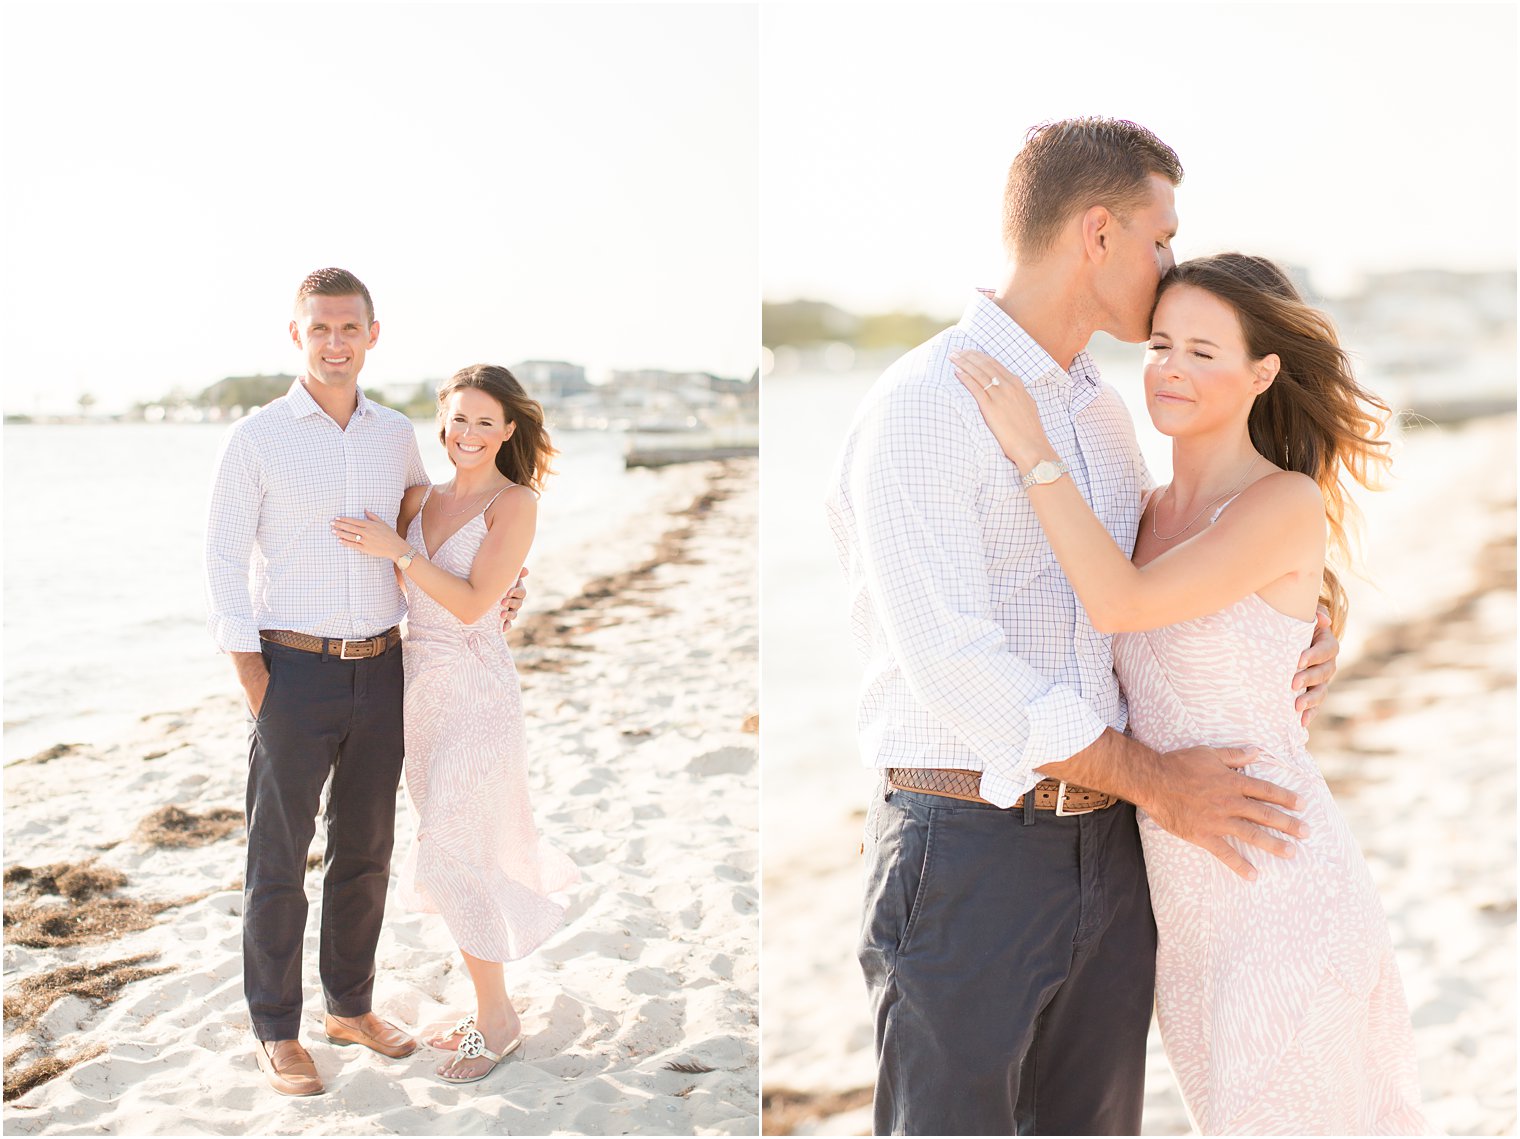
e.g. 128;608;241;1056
3;459;759;1135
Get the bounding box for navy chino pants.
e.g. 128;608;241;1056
243;638;405;1042
859;782;1157;1135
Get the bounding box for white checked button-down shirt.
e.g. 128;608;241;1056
204;379;429;654
826;291;1150;808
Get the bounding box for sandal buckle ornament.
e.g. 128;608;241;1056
458;1028;487;1059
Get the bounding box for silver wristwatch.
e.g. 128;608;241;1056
1021;458;1068;490
397;548;417;572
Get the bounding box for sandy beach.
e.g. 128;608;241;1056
760;413;1516;1136
3;458;759;1135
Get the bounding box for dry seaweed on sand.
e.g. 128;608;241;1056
664;1059;717;1074
5;897;177;949
514;466;740;668
4;1043;107;1102
762;1086;874;1135
3;859;209;948
5;742;86;767
133;804;243;848
3;953;173;1032
4;860;127;902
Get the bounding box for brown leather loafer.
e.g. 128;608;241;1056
255;1038;324;1096
325;1012;418;1058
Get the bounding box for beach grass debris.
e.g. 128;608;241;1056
133;804;243;848
664;1059;717;1074
3;953;173;1032
515;469;737;669
6;743;86;768
5;897;177;948
3;1042;107;1102
5;860;126;902
762;1085;874;1135
4;859;209;948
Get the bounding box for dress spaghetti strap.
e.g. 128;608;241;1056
1208;492;1245;526
481;484;515;513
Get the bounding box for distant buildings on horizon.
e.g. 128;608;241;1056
11;361;758;429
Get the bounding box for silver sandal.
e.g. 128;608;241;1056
436;1026;523;1084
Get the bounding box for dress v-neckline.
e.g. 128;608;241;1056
417;483;511;561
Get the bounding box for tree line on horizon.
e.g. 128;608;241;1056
144;375;440;419
762;300;951;351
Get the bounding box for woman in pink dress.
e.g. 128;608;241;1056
333;364;577;1084
951;254;1432;1134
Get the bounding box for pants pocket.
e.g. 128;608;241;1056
249;648;280;724
861;792;937;962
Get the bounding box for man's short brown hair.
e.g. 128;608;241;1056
1001;118;1183;259
293;267;375;324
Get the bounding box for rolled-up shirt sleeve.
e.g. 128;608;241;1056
204;428;263;653
849;382;1108;807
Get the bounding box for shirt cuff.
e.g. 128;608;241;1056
977;687;1110;808
208;615;262;654
1021;684;1109;772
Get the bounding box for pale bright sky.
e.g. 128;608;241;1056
4;3;1514;414
761;2;1518;314
1;2;759;414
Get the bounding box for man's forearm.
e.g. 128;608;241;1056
231;650;267;686
1035;727;1164;809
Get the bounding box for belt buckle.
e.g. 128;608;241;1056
1053;780;1097;817
338;637;373;660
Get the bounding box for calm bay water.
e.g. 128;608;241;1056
2;421;679;762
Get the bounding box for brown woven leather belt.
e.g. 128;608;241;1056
887;768;1115;815
260;627;401;660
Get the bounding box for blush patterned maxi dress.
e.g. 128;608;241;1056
1114;586;1433;1135
396;486;578;961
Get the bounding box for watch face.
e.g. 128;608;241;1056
1033;460;1060;482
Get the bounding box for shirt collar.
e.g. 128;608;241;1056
286;376;378;422
957;289;1101;391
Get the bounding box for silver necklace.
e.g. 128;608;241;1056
1151;458;1261;542
433;482;500;518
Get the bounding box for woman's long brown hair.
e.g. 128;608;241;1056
1161;253;1392;636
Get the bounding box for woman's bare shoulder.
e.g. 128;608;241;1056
483;483;538;527
1228;469;1325;536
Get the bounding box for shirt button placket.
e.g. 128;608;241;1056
342;425;357;638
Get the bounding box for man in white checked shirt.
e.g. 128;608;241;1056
204;269;525;1097
828;121;1338;1135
